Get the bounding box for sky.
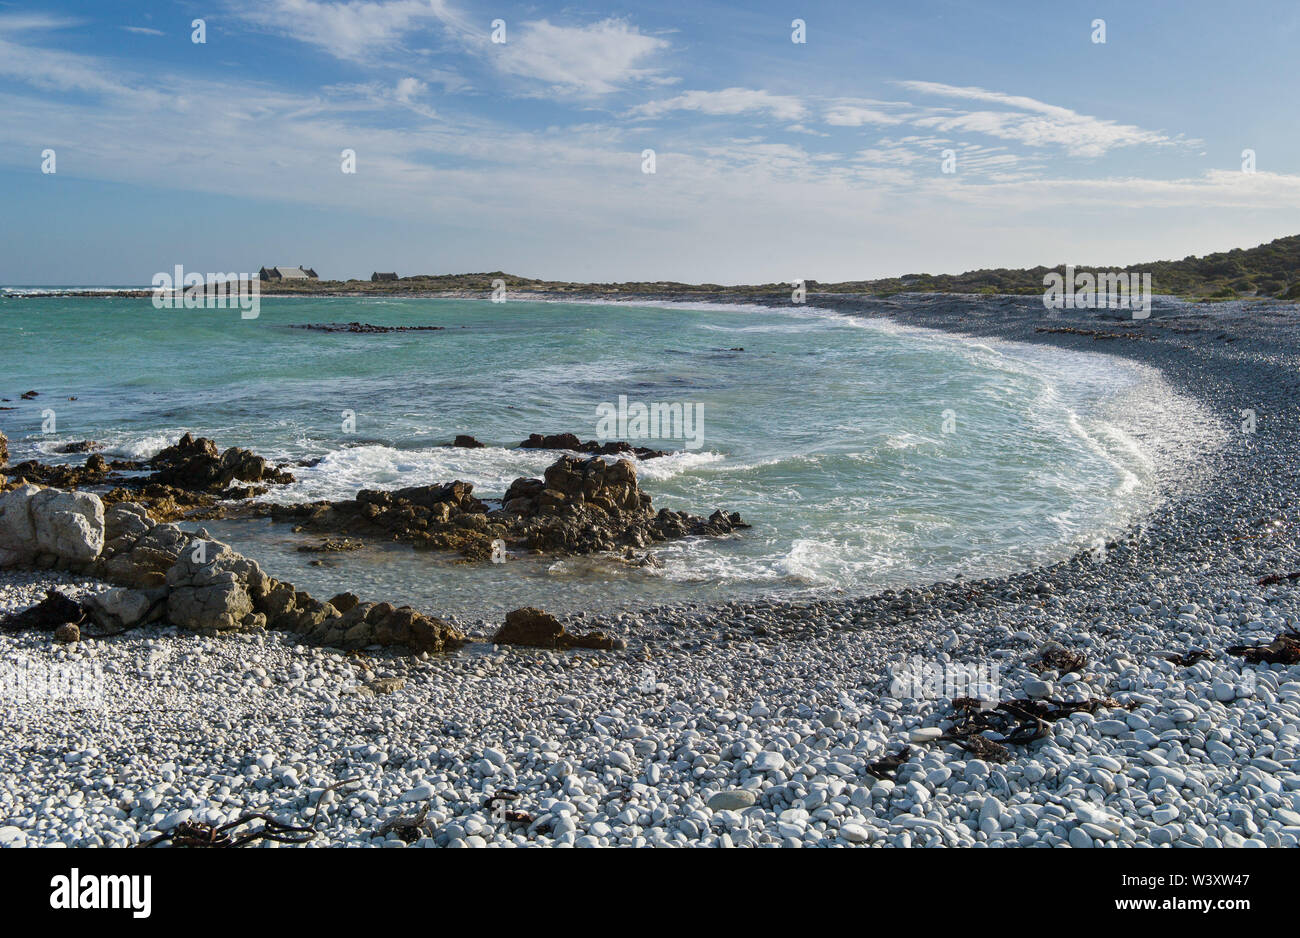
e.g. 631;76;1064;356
1;0;1299;284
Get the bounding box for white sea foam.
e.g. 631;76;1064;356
633;450;725;480
2;294;1229;617
256;442;726;505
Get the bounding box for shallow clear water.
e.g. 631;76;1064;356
0;295;1199;620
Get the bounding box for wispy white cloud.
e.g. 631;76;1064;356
896;80;1189;157
0;12;82;33
634;83;1182;166
234;0;468;62
632;87;805;122
232;3;669;97
0;17;159;101
824;99;907;127
491;18;669;95
121;26;164;37
393;76;426;103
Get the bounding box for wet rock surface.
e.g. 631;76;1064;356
257;454;746;560
290;322;446;333
4;453;119;489
52;440;103;454
518;432;668;459
148;433;295;492
1;432;295;521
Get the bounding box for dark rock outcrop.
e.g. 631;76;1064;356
518;432;667;460
149;433;295;492
263;478;502;559
101;484;217;523
500;455;748;554
2;433;293;523
290;322;445;333
259;454;747;560
492;606;615;650
53;441;103;454
6;453;113;488
295;598;462;653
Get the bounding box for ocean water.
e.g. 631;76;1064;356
0;295;1213;621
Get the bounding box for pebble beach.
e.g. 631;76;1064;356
4;293;1300;849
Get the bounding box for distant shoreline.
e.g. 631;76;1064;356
5;231;1299;301
2;286;1290;306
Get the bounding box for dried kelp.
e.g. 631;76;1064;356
1228;632;1300;665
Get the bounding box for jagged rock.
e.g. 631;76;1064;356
263;480;498;558
53;441;102;454
519;432;584;451
164;539;269;632
308;599;462;652
253;579;298;625
290;322;444;334
100;520;194;587
518;432;666;459
283;596;340;635
84;587;167;632
0;483;39;565
103;502;154;550
397;610;464;653
167;570;254;632
148;433;217;471
2;434;285;521
54;623;80;644
328;592;360;613
102;483;217;522
451;435;485;448
492;606;615;650
504;455;647;517
0;430;7;469
31;488;105;561
4;454;110;488
0;484;104;567
148;432;295;492
255;454;745;560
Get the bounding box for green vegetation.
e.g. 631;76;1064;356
833;234;1300;300
266;235;1300;300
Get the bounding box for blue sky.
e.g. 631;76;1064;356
2;0;1298;284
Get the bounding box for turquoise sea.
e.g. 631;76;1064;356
0;294;1209;621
